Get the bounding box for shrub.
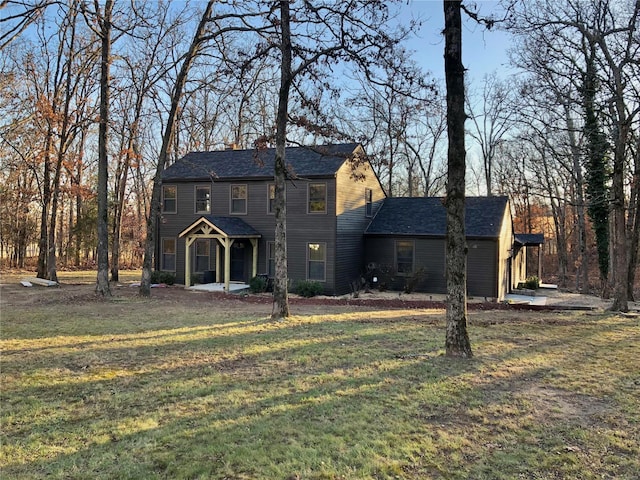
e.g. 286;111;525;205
249;275;268;293
404;267;427;294
294;280;324;298
150;271;176;285
524;275;540;290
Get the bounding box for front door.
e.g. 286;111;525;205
230;242;245;282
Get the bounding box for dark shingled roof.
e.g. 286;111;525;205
201;216;261;237
515;233;544;245
365;196;510;238
162;143;360;181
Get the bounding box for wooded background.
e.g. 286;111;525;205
1;0;638;298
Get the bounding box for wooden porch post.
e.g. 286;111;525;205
250;239;258;278
538;245;543;281
215;242;221;283
223;238;235;292
184;236;196;288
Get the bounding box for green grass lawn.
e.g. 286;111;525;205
1;283;638;479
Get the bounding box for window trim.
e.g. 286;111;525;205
365;188;373;218
267;241;275;277
395;239;414;276
307;242;327;282
161;237;177;272
194;185;211;214
194;239;210;273
230;184;247;215
307;182;327;214
161;185;177;214
267;183;275;215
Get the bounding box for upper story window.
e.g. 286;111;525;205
162;185;177;214
308;183;326;214
267;184;275;214
195;185;211;213
365;188;373;217
396;240;414;276
231;184;247;214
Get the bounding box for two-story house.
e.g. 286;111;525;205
157;142;538;299
157;143;385;294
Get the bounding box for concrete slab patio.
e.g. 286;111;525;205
188;282;250;293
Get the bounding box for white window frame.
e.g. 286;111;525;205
395;239;414;276
161;237;176;271
194;239;210;273
162;185;177;214
365;188;373;217
230;184;247;215
267;183;275;215
308;183;327;214
267;241;275;277
307;242;327;282
194;185;211;214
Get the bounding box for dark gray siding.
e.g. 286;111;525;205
365;237;447;293
158;178;340;292
467;239;498;298
334;161;386;294
366;236;500;297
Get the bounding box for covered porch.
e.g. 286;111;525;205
178;216;261;292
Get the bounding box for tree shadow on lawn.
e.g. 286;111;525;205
2;308;638;479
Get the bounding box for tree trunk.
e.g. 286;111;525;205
96;0;113;296
37;130;53;278
443;0;472;358
564;102;588;292
271;0;293;320
139;0;215;297
626;139;640;300
609;140;629;311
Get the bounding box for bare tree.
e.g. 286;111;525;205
139;0;217;296
466;72;517;196
443;0;472;357
509;0;640;310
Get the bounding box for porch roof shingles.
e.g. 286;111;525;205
365;196;509;238
162;143;360;181
179;216;261;238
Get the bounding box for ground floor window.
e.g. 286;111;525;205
195;239;209;272
307;242;326;281
396;240;414;275
162;238;176;271
267;241;275;277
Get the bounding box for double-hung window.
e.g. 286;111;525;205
267;184;275;214
161;238;176;271
231;184;247;214
267;241;275;277
195;240;209;272
195;185;210;213
396;240;414;275
162;185;177;214
365;188;373;217
308;183;326;213
307;243;326;281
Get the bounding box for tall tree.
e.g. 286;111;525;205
87;0;114;296
466;72;517;196
443;0;472;357
270;0;293;319
139;0;216;297
243;0;410;319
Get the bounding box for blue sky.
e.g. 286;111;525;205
399;0;515;83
